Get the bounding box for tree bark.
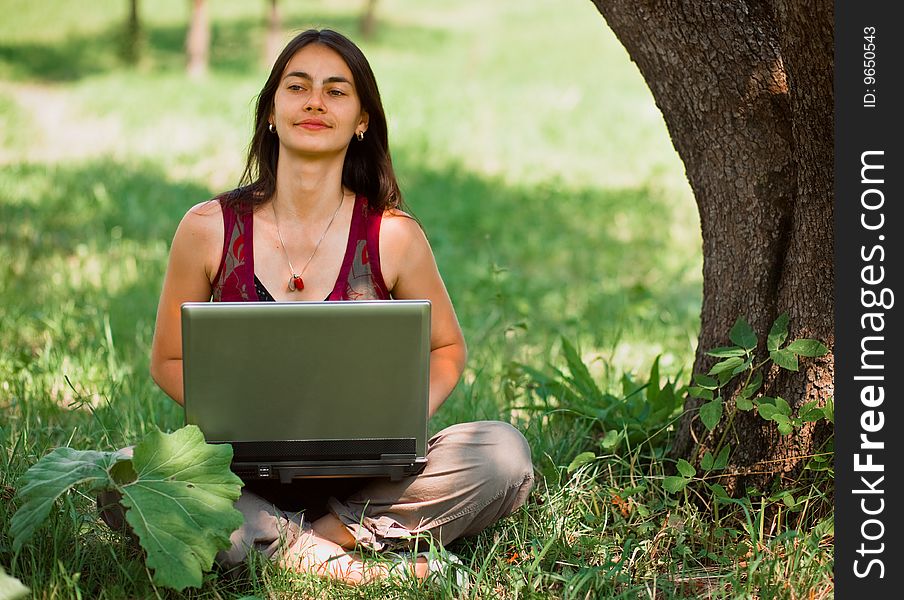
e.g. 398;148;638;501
186;0;210;79
590;0;834;490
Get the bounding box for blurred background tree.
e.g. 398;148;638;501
121;0;143;64
263;0;283;67
360;0;379;40
186;0;209;78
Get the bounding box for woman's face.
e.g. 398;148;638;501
270;43;369;158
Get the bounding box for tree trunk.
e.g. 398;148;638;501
590;0;834;491
122;0;142;64
360;0;379;40
263;0;283;68
186;0;210;79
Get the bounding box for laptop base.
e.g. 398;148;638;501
233;457;428;483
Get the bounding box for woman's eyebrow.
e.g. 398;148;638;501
283;71;352;85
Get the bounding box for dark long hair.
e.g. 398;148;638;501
224;29;403;213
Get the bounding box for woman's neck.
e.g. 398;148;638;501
272;151;348;219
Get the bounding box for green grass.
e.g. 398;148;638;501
0;0;833;598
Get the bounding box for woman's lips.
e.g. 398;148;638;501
297;120;329;130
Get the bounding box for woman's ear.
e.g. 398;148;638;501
358;110;369;133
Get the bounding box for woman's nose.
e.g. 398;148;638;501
304;92;326;113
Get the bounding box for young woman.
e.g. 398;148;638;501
145;29;533;585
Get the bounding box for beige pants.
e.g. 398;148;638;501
100;421;534;568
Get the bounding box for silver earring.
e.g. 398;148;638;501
356;130;364;141
268;123;276;133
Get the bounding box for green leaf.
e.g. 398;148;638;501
0;566;30;600
729;317;757;351
767;313;789;352
11;448;128;551
699;399;724;432
772;413;791;426
823;398;834;423
663;476;690;494
650;380;677;415
600;430;621;451
688;386;713;400
739;371;763;399
708;483;729;499
567;451;597;473
706;346;747;358
736;396;754;411
770;349;799;371
787;339;829;357
676;459;696;478
799;401;822;422
560;338;602;402
119;426;245;591
814;515;834;538
708;357;744;376
700;452;714;471
775;417;793;435
693;374;719;389
732;355;754;376
646;356;661;404
714;445;730;469
801;408;824;423
621;372;642;399
758;402;780;420
621;484;647;496
774;397;791;416
716;369;735;386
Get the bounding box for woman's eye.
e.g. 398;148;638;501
328;89;345;97
288;84;305;91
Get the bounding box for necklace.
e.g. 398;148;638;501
273;190;345;292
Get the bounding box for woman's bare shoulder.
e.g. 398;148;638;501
183;199;223;230
167;199;224;280
380;208;425;245
170;199;223;246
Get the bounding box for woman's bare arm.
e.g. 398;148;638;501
380;213;467;418
149;201;223;405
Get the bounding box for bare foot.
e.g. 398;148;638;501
280;527;430;586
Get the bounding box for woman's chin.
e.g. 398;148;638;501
280;139;349;159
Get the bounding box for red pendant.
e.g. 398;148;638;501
288;275;305;292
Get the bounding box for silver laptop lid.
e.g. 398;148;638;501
181;300;431;458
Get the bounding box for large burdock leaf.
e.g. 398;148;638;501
11;448;129;550
119;426;244;591
11;426;244;592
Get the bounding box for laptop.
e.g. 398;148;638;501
181;300;431;482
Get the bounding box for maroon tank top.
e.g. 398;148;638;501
211;194;390;302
